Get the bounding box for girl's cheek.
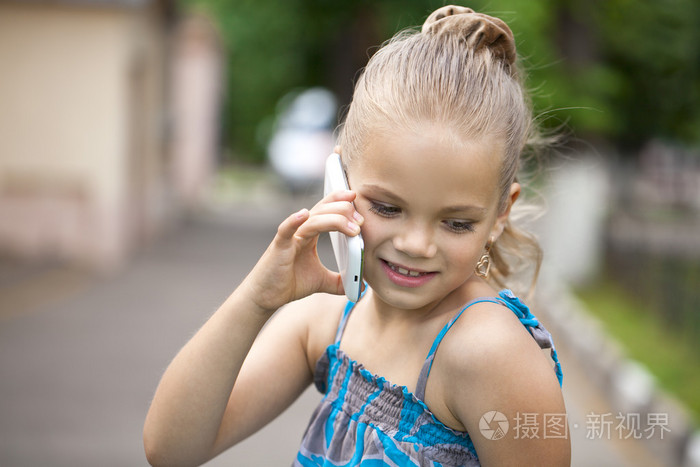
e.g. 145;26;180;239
359;216;378;246
358;213;389;251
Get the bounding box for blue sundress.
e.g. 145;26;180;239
294;289;563;466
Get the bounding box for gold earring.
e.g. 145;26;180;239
475;238;494;279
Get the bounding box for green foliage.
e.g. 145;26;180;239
183;0;700;162
593;0;700;147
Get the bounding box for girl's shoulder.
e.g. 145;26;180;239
440;296;551;376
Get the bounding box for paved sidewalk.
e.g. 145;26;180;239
0;202;672;466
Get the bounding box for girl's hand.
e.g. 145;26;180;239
241;190;363;313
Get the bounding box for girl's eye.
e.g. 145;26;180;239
368;201;401;218
444;219;475;233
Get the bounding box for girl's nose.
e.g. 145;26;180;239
392;224;437;258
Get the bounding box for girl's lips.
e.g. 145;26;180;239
380;260;437;288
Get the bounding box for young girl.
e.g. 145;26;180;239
144;5;570;466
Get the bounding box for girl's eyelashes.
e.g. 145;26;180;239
443;219;476;233
367;199;476;233
368;201;402;218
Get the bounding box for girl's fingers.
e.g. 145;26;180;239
276;208;310;242
276;190;362;252
311;190;363;228
294;213;361;240
321;189;356;204
310;200;364;225
314;190;357;212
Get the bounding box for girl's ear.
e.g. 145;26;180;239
490;182;520;240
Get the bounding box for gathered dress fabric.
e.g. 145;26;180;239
294;289;563;467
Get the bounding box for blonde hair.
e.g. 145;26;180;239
338;5;543;295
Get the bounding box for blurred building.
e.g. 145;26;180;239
0;0;223;270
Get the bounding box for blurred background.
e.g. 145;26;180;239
0;0;698;466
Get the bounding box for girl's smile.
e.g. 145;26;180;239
380;259;438;288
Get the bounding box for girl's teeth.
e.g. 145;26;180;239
389;262;425;277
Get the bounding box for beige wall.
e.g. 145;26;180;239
0;3;171;269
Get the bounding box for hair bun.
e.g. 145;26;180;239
422;5;516;66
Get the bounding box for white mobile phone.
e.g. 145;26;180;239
324;153;364;302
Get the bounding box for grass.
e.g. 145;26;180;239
575;279;700;424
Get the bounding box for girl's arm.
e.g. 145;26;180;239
143;191;362;467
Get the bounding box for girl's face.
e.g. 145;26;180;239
346;124;518;312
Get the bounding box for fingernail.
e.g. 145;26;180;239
296;208;309;219
348;222;360;232
353;211;364;223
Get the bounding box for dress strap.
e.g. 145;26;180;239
334;283;368;345
414;290;563;401
334;300;357;345
414;297;501;401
